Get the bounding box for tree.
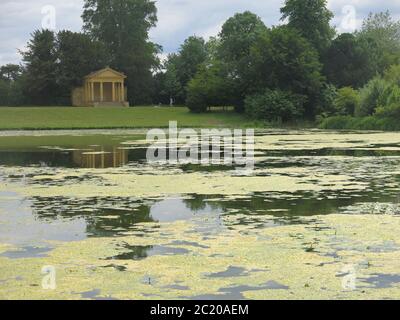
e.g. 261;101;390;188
56;30;109;103
357;77;389;116
218;11;268;111
317;84;338;116
245;89;306;122
21;29;58;105
250;26;324;118
0;79;9;106
334;87;359;116
357;11;400;70
323;33;379;88
280;0;335;55
162;36;207;104
162;56;183;105
0;64;22;82
186;62;235;113
384;64;400;85
7;77;26;106
82;0;160;104
176;36;207;90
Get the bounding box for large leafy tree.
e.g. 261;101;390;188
162;36;207;104
250;26;324;118
323;33;379;88
0;79;9;106
218;11;268;111
0;64;22;82
0;64;22;106
357;11;400;71
162;56;183;104
82;0;160;104
280;0;335;55
56;30;109;103
176;36;207;90
186;61;235;113
21;29;58;105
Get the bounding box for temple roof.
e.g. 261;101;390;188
84;67;127;79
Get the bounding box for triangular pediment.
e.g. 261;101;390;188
85;67;127;79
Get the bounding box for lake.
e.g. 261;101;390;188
1;129;400;299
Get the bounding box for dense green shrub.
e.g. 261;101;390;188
0;79;9;106
354;67;400;119
7;78;26;106
334;87;359;116
319;115;400;131
377;83;400;107
356;77;389;116
317;84;338;116
384;64;400;85
186;87;208;113
245;89;306;122
375;103;400;118
318;115;355;129
186;62;234;113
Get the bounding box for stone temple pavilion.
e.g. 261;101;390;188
72;67;129;107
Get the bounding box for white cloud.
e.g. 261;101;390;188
1;0;400;65
0;0;83;65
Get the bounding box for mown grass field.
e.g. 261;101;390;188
0;106;253;130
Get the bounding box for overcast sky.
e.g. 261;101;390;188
1;0;400;66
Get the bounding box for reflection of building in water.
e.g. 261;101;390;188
72;147;128;168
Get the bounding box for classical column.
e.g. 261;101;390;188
121;82;124;102
84;82;87;103
91;82;94;102
112;82;116;102
100;81;104;102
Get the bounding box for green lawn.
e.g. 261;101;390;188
0;106;253;130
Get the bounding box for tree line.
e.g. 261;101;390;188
1;0;400;124
0;0;159;106
160;1;400;123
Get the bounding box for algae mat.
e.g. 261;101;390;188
0;129;400;299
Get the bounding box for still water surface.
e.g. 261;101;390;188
1;129;400;299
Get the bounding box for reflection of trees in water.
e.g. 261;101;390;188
182;189;400;220
28;184;400;239
265;149;400;157
0;151;74;167
108;244;153;261
2;146;400;169
30;196;154;237
182;195;208;212
182;195;226;213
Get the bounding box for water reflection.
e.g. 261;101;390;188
14;184;397;244
2;132;400;262
0;147;132;169
2;139;400;170
72;148;128;168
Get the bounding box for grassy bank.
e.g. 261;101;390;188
0;106;255;130
319;115;400;131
